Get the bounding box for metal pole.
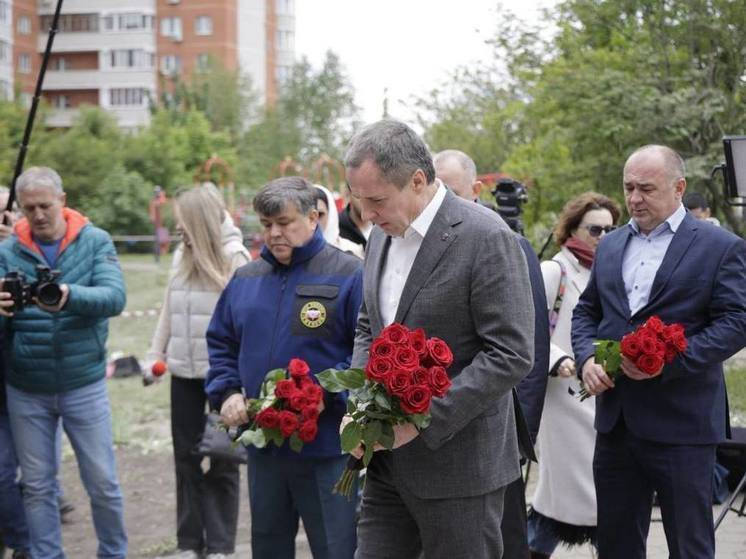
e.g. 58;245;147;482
6;0;65;212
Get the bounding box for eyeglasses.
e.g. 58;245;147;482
583;225;616;237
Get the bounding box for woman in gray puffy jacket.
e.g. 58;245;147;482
147;185;250;559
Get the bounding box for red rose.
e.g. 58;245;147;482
393;346;419;373
671;331;688;353
427;366;451;398
289;393;310;411
638;333;660;356
366;356;396;384
255;407;280;429
643;316;665;334
620;333;642;359
386;369;412;397
411;366;430;386
636;353;664;376
399;384;432;415
301;404;320;421
380;323;410;345
288;358;310;379
664;345;677;364
426;337;454;368
275;379;297;399
370;338;396;359
278;410;299;437
407;328;428;358
298;375;314;388
302;383;323;403
298;419;318;443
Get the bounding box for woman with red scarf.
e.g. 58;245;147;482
528;192;621;559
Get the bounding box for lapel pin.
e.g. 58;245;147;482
441;232;450;241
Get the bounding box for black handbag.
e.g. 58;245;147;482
194;412;248;464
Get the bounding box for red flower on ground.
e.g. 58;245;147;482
288;358;310;379
278;410;299;437
400;384;433;415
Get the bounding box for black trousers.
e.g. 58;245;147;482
171;376;240;554
500;475;530;559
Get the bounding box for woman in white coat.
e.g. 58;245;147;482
147;186;250;559
528;192;621;559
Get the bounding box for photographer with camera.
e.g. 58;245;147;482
0;167;127;558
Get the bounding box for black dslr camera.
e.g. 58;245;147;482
3;265;63;312
493;178;529;235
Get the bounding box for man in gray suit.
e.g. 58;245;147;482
344;120;535;559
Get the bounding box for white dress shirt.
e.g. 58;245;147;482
622;204;686;315
379;182;447;326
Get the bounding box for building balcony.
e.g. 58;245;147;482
43;69;155;90
38;31;155;53
46;105;151;129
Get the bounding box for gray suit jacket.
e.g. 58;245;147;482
352;190;535;499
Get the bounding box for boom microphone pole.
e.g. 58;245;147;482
5;0;64;214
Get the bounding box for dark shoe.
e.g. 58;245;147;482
529;552;551;559
12;550;32;559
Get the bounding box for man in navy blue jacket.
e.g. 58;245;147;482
205;176;363;559
572;145;746;559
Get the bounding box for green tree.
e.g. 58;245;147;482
85;164;153;235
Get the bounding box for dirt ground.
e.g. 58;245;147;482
60;449;253;558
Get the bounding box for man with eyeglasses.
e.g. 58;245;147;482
572;145;746;559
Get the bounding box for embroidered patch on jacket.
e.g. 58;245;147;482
300;301;327;329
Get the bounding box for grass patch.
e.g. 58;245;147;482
109;375;171;451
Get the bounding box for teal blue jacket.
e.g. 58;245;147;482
0;208;126;394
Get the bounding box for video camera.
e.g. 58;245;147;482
3;265;63;312
493;178;529;235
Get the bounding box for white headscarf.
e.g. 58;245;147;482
315;184;364;259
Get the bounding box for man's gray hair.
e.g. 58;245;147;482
253;176;317;217
344;119;435;188
627;145;686;183
433;149;477;183
16;166;64;195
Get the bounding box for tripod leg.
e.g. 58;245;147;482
714;471;746;530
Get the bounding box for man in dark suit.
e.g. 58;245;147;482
345;120;535;558
572;144;746;558
434;148;549;558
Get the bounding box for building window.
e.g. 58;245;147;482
54;95;71;109
40;14;99;33
194;16;212;36
18;53;31;74
102;13;153;32
160;55;181;75
110;88;145;106
160;17;182;41
110;49;153;69
276;65;291;84
0;2;7;24
196;53;210;72
276;0;294;15
0;80;10;100
17;15;31;35
0;40;8;63
276;30;294;50
53;57;67;71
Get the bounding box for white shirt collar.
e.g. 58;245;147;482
400;179;447;240
628;203;686;236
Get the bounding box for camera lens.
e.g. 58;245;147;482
37;283;63;306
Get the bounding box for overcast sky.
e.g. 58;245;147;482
295;0;553;124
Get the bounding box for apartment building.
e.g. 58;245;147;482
6;0;294;128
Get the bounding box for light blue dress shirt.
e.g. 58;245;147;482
622;204;686;315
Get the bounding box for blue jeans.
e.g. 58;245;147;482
0;410;30;552
7;379;127;559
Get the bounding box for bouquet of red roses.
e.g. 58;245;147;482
317;323;453;497
234;358;323;452
578;315;688;401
